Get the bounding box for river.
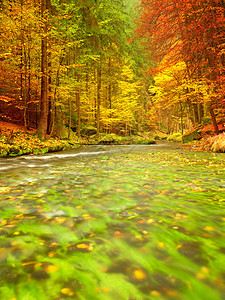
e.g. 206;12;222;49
0;142;224;300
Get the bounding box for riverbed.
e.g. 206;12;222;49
0;142;224;299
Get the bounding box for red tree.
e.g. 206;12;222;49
136;0;225;132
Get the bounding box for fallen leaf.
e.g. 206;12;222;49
132;269;146;280
150;290;161;297
204;226;214;231
46;265;59;273
61;288;74;296
1;220;7;226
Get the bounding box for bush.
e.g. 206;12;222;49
202;133;225;152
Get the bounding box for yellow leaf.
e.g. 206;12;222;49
150;290;161;297
11;241;20;246
61;288;74;296
76;243;89;249
157;242;164;248
196;273;206;279
201;266;209;274
48;251;57;258
133;269;146;280
82;214;90;219
146;219;154;224
1;220;7;226
13;232;20;235
204;226;214;231
46;265;58;273
55;217;66;224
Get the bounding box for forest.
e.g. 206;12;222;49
0;0;225;152
0;1;225;299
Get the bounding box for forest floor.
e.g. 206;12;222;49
0;121;225;157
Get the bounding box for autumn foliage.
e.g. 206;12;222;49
136;0;225;133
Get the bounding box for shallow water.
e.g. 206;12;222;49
0;143;224;299
0;142;180;172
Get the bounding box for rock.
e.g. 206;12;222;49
182;124;203;143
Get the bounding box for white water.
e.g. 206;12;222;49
0;142;180;173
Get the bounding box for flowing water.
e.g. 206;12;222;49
0;142;225;300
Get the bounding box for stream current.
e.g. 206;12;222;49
0;141;224;300
0;141;180;173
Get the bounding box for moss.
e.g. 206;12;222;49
182;125;203;143
0;133;79;158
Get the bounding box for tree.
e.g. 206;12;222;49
136;0;225;132
37;0;49;139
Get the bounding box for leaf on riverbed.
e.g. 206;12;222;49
204;226;214;231
67;241;94;252
61;288;74;296
45;265;59;273
132;269;147;280
1;220;7;226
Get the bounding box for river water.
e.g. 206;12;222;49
0;141;180;173
0;142;224;300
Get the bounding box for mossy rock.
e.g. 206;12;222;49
81;126;97;136
182;125;203;143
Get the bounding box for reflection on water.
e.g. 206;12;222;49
0;145;224;300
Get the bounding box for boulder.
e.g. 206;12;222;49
182;124;203;143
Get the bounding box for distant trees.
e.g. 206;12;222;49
136;0;225;133
0;0;151;138
2;0;222;137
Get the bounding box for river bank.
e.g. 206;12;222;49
0;121;225;158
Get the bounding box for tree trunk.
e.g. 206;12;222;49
68;96;72;139
47;47;52;134
76;92;81;137
97;61;101;138
37;0;48;140
179;101;184;135
209;106;219;135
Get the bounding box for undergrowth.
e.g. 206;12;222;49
202;132;225;152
